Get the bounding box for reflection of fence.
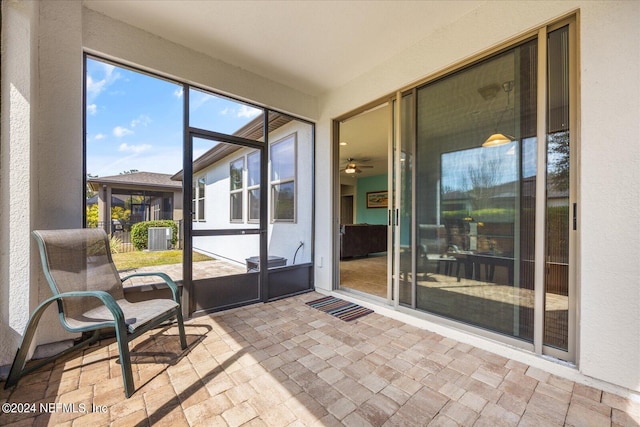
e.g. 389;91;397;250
94;220;183;253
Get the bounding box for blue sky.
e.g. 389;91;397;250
441;138;537;193
85;58;262;178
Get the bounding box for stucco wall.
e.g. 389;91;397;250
1;1;84;367
0;0;39;368
576;1;640;395
315;1;640;393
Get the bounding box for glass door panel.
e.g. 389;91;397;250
389;21;573;361
187;135;265;315
191;234;261;313
413;40;538;342
544;25;570;351
398;92;415;306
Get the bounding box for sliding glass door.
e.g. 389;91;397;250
391;20;575;361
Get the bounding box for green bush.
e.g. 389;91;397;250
109;235;122;254
86;204;99;228
130;220;179;251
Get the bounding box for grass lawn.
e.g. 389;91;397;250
112;250;213;271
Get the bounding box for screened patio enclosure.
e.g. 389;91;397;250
84;56;315;316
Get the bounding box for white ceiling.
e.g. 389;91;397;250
83;0;484;97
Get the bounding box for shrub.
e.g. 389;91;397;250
130;220;178;251
86;204;99;228
109;235;122;254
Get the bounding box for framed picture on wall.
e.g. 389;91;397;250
366;191;388;208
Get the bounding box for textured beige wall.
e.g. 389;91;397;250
0;0;39;368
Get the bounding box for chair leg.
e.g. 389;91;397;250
114;321;135;398
5;298;57;388
175;309;187;350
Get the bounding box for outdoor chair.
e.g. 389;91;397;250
4;228;187;398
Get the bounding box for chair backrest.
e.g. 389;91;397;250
418;224;448;255
32;228;124;320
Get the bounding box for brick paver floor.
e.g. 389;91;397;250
1;292;639;426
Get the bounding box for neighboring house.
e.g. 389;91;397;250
171;115;314;267
87;172;183;234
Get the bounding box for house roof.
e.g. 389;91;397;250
88;171;182;191
86;194;127;206
171;113;293;181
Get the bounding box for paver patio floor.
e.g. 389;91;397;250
1;292;639;426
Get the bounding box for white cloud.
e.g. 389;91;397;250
130;114;152;128
118;143;152;154
218;105;262;119
87;104;97;115
191;91;212;110
237;105;262;119
94;133;107;141
174;88;183;98
86;63;120;101
113;126;134;137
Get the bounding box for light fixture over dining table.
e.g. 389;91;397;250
483;80;515;147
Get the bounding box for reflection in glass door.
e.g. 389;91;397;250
392;21;575;361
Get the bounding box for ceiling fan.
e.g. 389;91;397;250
341;158;373;174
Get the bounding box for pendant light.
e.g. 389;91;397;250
483;81;515;147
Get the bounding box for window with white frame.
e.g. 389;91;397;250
247;151;260;223
230;157;244;222
192;176;205;222
270;134;296;222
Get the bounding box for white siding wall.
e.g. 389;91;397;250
193;120;313;266
268;121;314;265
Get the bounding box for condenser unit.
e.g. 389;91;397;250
148;227;172;251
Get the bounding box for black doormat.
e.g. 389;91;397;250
306;296;373;321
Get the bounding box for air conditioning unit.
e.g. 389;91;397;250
148;227;172;251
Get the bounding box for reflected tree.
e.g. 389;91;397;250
547;131;570;193
467;150;502;212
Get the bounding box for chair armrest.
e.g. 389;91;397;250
52;290;126;332
120;272;180;302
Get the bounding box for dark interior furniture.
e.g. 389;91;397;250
340;224;387;259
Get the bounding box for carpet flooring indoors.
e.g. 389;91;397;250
339;253;388;298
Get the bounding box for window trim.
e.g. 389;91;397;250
229;156;245;223
192;176;206;222
270;133;297;223
247;150;261;224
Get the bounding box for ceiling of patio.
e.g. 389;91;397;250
83;0;484;97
